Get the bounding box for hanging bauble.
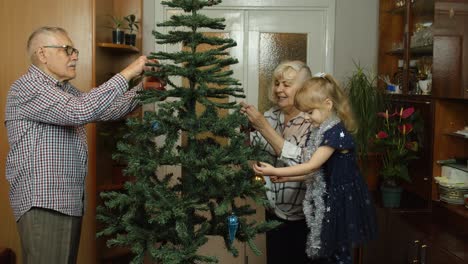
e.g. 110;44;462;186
151;121;160;132
144;76;166;91
227;213;239;245
251;161;265;184
253;175;266;185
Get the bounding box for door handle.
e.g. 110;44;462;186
420;244;428;264
408;240;420;263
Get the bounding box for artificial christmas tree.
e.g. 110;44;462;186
97;0;278;263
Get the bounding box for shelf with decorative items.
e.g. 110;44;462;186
368;1;468;263
379;0;434;96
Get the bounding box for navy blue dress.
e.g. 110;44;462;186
318;122;378;258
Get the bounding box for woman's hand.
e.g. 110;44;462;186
240;102;269;131
239;101;285;156
253;161;274;176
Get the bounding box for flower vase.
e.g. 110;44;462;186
381;185;403;208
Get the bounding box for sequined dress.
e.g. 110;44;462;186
311;122;378;258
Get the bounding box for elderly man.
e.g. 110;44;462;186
4;26;151;263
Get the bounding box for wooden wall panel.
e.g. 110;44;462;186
0;0;95;263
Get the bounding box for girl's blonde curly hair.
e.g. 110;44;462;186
295;74;357;134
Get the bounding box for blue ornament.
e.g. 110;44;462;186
227;213;239;245
151;121;160;131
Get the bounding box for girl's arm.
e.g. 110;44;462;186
253;145;334;177
270;175;309;182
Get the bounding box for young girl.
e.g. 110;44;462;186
253;73;377;263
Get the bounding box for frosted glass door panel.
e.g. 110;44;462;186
258;33;307;112
247;9;334;110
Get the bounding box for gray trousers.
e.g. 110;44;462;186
17;207;82;264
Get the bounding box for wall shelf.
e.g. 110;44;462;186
386;45;433;57
446;132;468;140
97;42;140;53
387;0;434;16
441;162;468;173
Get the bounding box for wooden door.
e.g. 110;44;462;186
153;1;336;263
433;1;468;99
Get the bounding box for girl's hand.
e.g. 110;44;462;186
270;176;284;183
271;175;307;183
253;161;275;176
239;102;269;131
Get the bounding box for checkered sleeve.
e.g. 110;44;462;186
96;81;144;121
14;73;128;126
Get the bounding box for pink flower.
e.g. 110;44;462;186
374;106;422;186
405;141;419;151
376;131;389;139
398;124;413;135
400;107;415;119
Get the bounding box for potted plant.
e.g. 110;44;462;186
124;14;139;46
109;15;125;44
374;106;423;207
346;63;384;190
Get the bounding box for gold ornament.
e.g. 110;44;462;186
253;175;266;184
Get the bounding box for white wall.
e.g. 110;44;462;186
143;0;155;56
143;0;380;86
334;0;379;85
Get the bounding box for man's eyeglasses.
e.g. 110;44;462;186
42;45;79;56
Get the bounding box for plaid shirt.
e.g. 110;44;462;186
252;106;314;220
5;65;142;221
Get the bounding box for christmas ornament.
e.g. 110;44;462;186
144;76;166;91
151;121;160;132
252;161;265;184
227;213;239;245
253;175;265;185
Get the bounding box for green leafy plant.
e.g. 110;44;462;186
374;107;423;187
108;15;125;30
347;63;384;176
124;14;139;34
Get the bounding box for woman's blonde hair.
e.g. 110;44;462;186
295;74;357;133
268;60;312;104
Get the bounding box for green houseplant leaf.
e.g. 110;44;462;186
346;62;384;178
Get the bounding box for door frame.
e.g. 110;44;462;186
153;0;336;89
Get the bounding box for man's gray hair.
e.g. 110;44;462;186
27;26;68;55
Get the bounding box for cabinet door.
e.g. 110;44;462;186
433;1;468;99
425;245;466;264
362;208;428;264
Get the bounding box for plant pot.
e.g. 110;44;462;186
125;33;136;46
381;185;403;208
112;29;125;44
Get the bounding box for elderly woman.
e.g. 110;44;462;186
241;60;314;264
